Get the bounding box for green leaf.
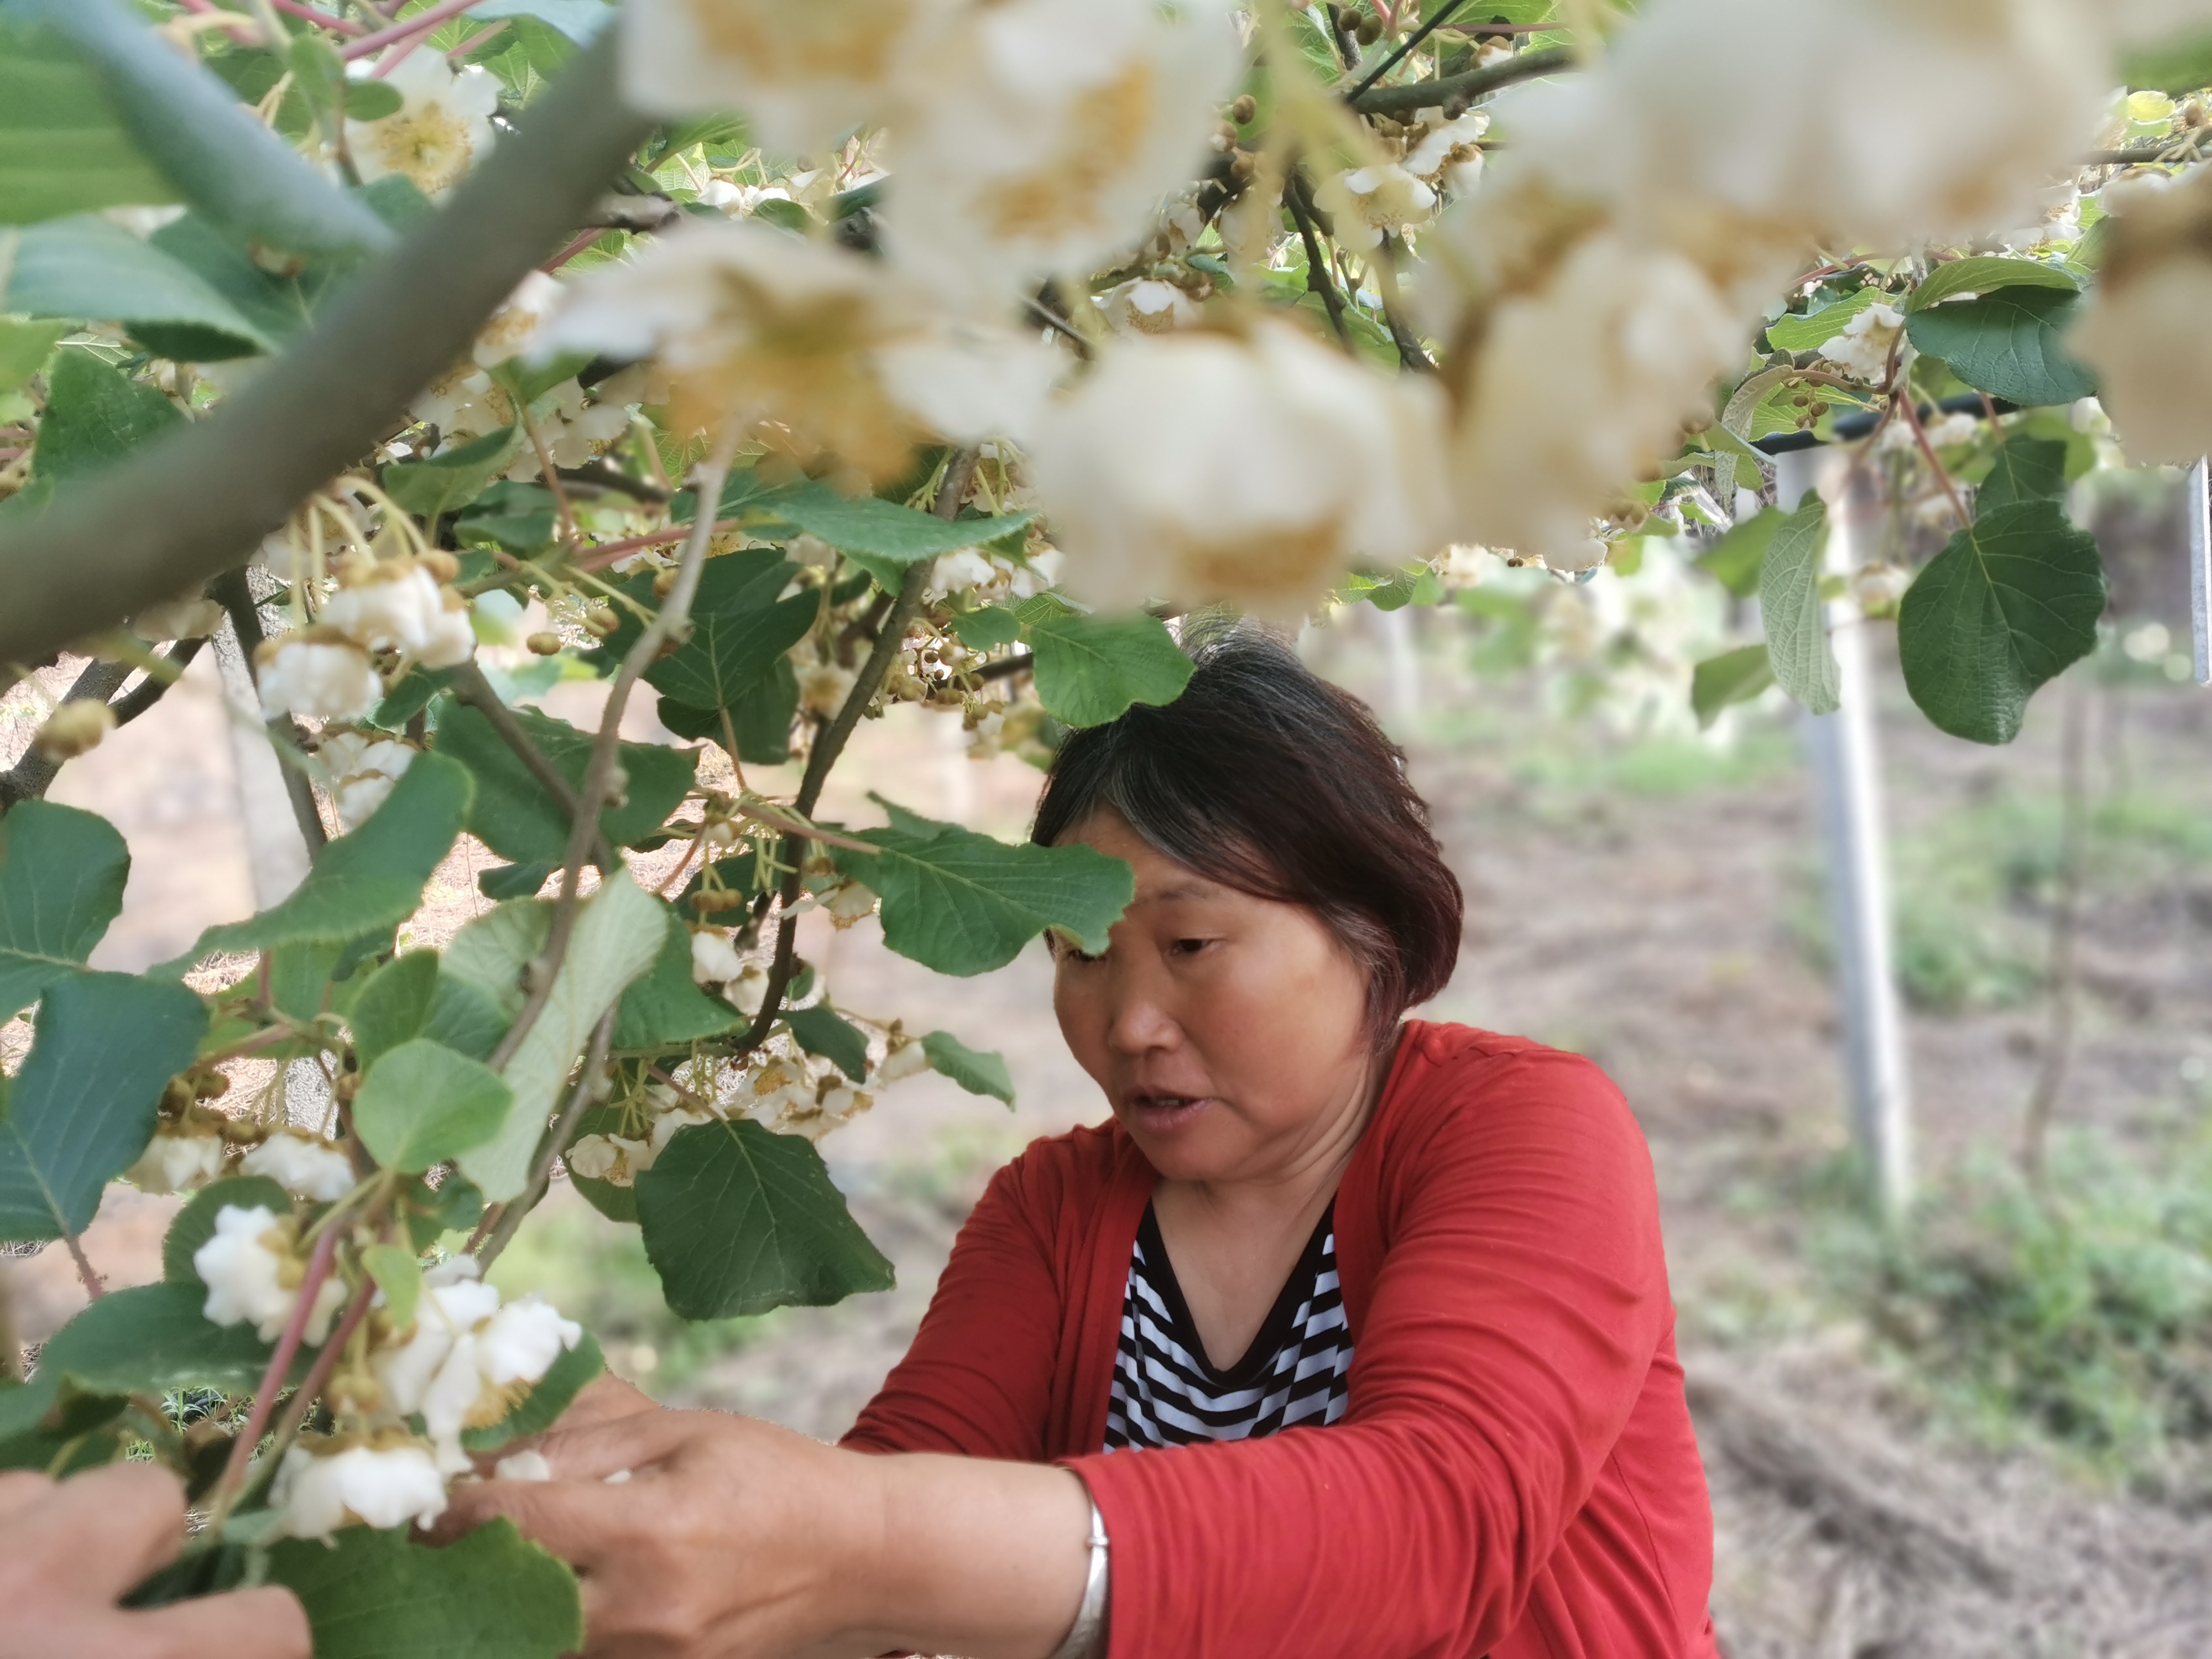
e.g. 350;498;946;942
1764;288;1885;352
34;351;185;484
1906;256;2079;315
1905;287;2097;409
456;871;665;1201
163;1176;292;1286
0;972;207;1241
347;951;441;1071
1695;509;1780;599
745;476;1034;572
1024;611;1193;729
469;0;617;46
460;1331;603;1451
1757;498;1839;717
1689;644;1776;729
268;1518;581;1659
382;426;526;520
1897;500;2107;745
265;928;389;1024
13;0;393;261
0;21;176;225
180;753;472;962
1973;433;2069;517
2119;27;2212;95
478;860;556;902
949;606;1022;649
0;799;129;1023
921;1031;1014;1104
432;703;697;865
600;552;817;714
0;316;72;394
354;1040;513;1173
830;799;1134;976
611;905;737;1052
401;1171;483;1251
637;1119;893;1319
784;1005;868;1081
140;211;337;357
36;1280;275;1397
2;217;272;357
360;1243;421;1332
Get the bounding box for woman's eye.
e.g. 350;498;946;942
1063;946;1103;965
1170;937;1211;957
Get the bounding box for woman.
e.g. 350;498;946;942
447;628;1718;1658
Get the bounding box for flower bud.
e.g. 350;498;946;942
525;631;564;656
1229;93;1256;126
652;568;680;600
583;606;620;638
32;700;115;762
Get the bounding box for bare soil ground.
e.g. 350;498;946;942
9;612;2212;1657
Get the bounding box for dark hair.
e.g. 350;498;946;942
1031;622;1463;1044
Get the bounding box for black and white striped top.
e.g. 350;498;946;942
1104;1201;1353;1451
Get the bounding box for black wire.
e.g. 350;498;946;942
1347;0;1470;103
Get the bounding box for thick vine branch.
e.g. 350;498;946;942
0;29;651;670
1349;43;1574;117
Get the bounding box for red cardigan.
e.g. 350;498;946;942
843;1021;1719;1658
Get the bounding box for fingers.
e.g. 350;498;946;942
558;1373;659;1430
530;1401;706;1482
0;1470;55;1527
33;1464;188;1599
123;1587;312;1659
433;1477;638;1571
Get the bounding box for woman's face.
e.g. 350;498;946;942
1050;808;1380;1187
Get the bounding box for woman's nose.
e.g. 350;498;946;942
1102;959;1181;1055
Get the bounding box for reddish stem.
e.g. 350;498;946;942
340;0;486;59
269;0;366;35
575;519;747;572
447;18;509;57
63;1234;104;1302
209;1224;343;1513
541;227;610;273
263;1277;376;1457
171;0;259;43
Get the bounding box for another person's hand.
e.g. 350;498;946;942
0;1463;311;1659
439;1404;863;1658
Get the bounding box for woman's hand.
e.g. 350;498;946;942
440;1392;1095;1659
0;1464;311;1659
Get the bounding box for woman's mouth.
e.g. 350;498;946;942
1120;1092;1213;1131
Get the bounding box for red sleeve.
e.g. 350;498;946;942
1069;1047;1672;1658
840;1147;1066;1462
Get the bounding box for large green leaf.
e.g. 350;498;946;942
2;216;272;358
922;1031;1014;1104
13;0;393;261
601;552;818;714
35;1281;274;1399
162;1176;293;1286
742;476;1034;573
1905;256;2078;315
0;972;207;1241
382;426;526;520
610;905;737;1052
1757;497;1839;717
469;0;617;45
432;703;697;865
456;870;664;1201
1689;644;1775;729
142;211;336;356
1905;288;2096;409
637;1119;893;1320
1765;288;1885;352
830;799;1134;975
180;753;472;962
268;1519;581;1659
460;1332;603;1452
0;799;128;1023
34;351;185;484
0;22;175;225
354;1040;513;1173
1897;501;2107;745
1973;432;2068;517
2121;27;2212;95
347;951;442;1071
1025;611;1193;728
0;317;71;395
1694;509;1782;599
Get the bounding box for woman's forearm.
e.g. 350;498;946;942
824;1452;1094;1659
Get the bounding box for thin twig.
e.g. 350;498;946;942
62;1234;104;1302
112;638;207;727
0;657;134;813
339;0;484;59
213;570;331;856
486;436;742;1074
207;1223;342;1529
262;1276;376;1463
1346;0;1467;101
447;659;615;869
476;1006;615;1267
1349;41;1574;117
1374;229;1436;372
1285;171;1355;353
732;449;980;1055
